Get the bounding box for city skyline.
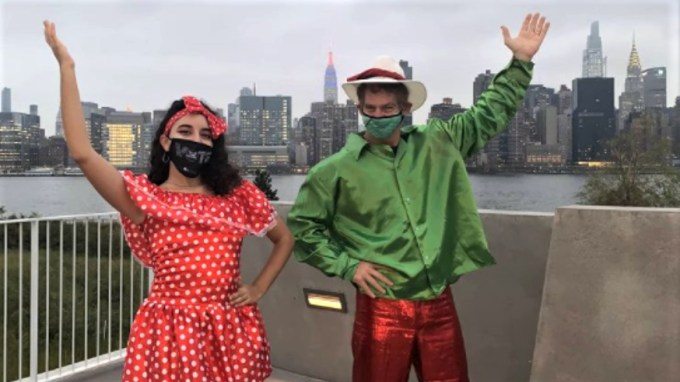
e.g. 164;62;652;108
1;0;678;136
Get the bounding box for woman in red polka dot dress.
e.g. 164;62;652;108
44;21;295;382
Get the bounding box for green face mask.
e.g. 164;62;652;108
361;113;404;140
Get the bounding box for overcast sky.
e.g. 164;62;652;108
1;0;678;136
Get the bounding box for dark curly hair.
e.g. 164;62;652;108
148;98;242;196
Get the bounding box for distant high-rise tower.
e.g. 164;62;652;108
557;85;573;162
582;21;606;78
642;67;667;108
1;87;11;112
428;98;466;121
240;87;254;97
473;70;498;167
524;84;555;118
626;36;643;89
399;59;413;80
399;59;413;126
473;70;495;102
238;95;291;146
103;111;145;168
324;51;338;103
618;36;644;130
227;103;239;132
557;84;572;115
572;77;616;163
306;99;357;164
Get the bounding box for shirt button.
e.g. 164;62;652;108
405;198;411;204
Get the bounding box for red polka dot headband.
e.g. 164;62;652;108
163;96;227;139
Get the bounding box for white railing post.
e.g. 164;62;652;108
30;220;39;381
19;224;23;379
3;224;8;382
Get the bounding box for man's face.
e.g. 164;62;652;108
360;90;401;118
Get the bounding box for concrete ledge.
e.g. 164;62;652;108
530;206;680;382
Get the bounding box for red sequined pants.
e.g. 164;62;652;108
352;288;469;382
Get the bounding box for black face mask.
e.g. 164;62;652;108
167;138;212;178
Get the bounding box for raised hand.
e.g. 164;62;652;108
501;13;550;62
43;20;74;67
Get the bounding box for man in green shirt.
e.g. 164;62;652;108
288;13;550;382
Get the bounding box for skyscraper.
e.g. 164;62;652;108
227;103;239;132
0;112;28;171
55;101;102;140
324;51;338;103
307;100;357;163
1;88;11;113
504;110;532;167
399;59;413;81
55;110;63;137
572;77;616;163
557;85;572;115
23;112;44;168
556;85;573;162
46;136;68;167
536;105;558;145
90;112;106;156
138;112;154;169
428;98;466;121
227;89;255;143
103;111;145;168
473;70;499;168
334;100;358;152
525;85;556;118
627;108;672;153
399;59;414;126
618;37;644;130
238;95;291;146
473;70;495;102
582;21;606;78
642;67;667;109
297;115;318;165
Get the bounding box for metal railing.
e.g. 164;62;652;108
0;213;152;381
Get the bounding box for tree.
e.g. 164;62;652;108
578;118;680;207
253;169;279;201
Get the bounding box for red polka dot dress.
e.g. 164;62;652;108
118;170;277;382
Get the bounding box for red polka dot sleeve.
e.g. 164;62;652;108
118;170;154;267
234;180;277;237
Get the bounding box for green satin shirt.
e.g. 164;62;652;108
288;58;534;300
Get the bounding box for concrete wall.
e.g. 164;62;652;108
530;206;680;382
458;211;554;382
242;203;356;382
59;205;680;382
242;205;554;382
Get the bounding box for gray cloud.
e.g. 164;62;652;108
1;0;678;136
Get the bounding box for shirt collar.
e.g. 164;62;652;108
346;133;370;161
